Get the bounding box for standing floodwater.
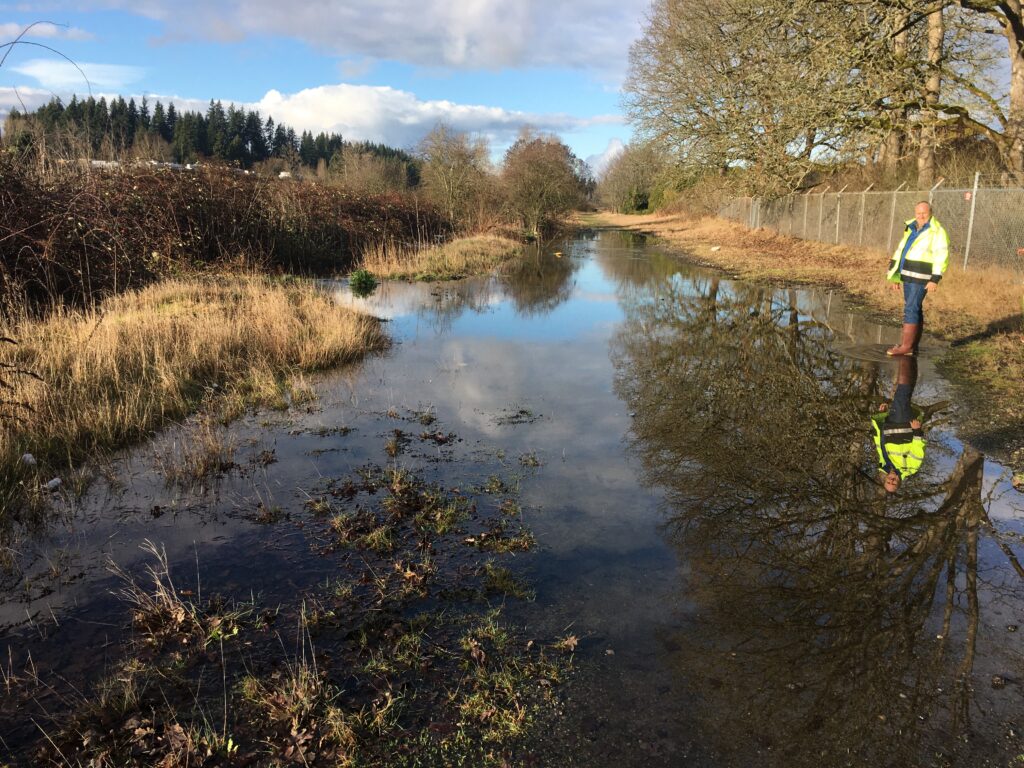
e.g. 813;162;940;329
2;230;1022;766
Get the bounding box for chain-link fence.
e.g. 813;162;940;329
719;177;1024;275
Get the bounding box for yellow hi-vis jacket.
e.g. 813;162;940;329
872;411;926;479
887;217;950;284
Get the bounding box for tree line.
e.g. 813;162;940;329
609;0;1024;203
3;95;418;174
2;95;592;236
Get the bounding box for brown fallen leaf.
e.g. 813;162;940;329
554;634;578;653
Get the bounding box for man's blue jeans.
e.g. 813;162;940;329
903;281;927;324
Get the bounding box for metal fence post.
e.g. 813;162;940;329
886;181;907;255
835;185;848;244
835;191;841;243
858;184;873;246
818;186;829;241
928;177;944;205
963;171;980;270
803;193;809;239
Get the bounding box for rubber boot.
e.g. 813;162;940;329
886;323;918;356
911;319;924;354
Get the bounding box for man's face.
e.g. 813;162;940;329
914;204;931;228
884;471;901;494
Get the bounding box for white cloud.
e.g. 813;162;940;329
253;84;620;149
0;21;93;40
0;80;623;154
79;0;648;76
586;137;625;177
0;86;53;125
11;58;144;90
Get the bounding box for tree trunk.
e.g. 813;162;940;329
917;7;943;189
1004;2;1024;179
883;15;910;181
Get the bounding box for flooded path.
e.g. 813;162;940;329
3;230;1023;766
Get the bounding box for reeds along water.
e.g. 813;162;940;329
356;234;524;281
0;277;387;522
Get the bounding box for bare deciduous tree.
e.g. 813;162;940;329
918;5;946;187
501;129;587;236
625;0;1021;192
596;141;669;213
951;0;1024;178
625;0;908;193
418;123;490;227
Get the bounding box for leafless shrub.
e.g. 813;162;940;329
0;156;451;315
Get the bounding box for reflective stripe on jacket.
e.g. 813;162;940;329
871;412;925;478
887;217;950;284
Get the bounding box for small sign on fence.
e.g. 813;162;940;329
964;191;972;201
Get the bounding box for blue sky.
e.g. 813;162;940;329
0;1;647;172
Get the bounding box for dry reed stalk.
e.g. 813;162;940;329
357;235;523;280
0;276;387;511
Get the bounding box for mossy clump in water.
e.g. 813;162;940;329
349;268;378;297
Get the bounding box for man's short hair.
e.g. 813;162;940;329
916;201;932;212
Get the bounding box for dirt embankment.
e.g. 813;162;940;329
582;211;1024;461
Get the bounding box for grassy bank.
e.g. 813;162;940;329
582;211;1024;454
0;276;387;514
358;235;524;281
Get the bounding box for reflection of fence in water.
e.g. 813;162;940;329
720;181;1024;274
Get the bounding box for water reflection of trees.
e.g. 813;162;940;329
610;276;1024;767
368;246;581;335
414;277;499;335
500;247;580;316
590;230;685;293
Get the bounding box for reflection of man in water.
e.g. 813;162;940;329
872;357;925;493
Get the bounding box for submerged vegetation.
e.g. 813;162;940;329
2;420;566;765
348;268;379;297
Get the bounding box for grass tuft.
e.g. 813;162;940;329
358;235;523;281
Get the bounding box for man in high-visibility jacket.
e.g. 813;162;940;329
873;356;925;493
885;201;950;356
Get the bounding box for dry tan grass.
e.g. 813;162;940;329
358;235;523;281
585;211;1023;338
0;277;387;511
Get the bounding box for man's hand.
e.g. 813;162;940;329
911;419;922;429
925;281;937;293
879;403;889;412
889;282;901;292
